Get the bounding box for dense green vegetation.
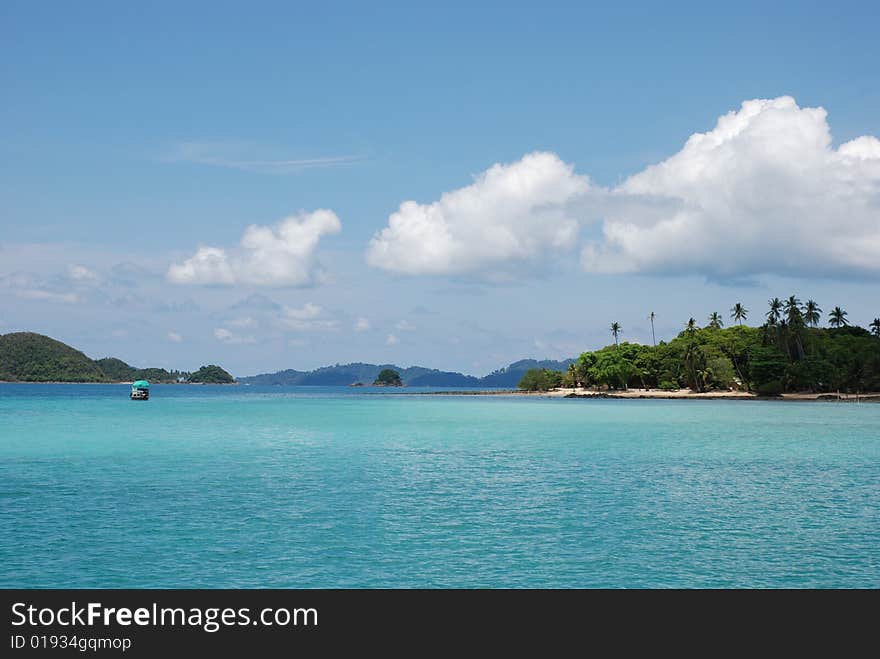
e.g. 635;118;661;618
517;368;564;391
0;333;106;382
187;364;235;384
373;368;403;386
94;357;186;384
0;332;231;383
519;300;880;394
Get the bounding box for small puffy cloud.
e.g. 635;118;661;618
280;302;339;332
168;210;341;287
366;152;589;276
395;319;416;332
68;264;99;282
167;331;184;343
354;317;371;332
386;333;400;345
214;327;256;344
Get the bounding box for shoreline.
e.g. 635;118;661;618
0;381;239;385
415;388;880;402
1;381;877;402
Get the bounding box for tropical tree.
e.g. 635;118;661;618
685;318;699;335
766;297;783;325
649;311;656;346
828;307;849;328
870;318;880;337
731;303;748;326
610;322;622;347
802;300;822;327
567;363;579;388
784;296;803;326
782;295;806;360
707;312;724;329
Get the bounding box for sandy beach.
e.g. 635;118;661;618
420;388;880;402
543;388;880;401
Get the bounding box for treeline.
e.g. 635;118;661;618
95;357;190;384
520;300;880;395
0;332;234;384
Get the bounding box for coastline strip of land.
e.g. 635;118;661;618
415;388;880;401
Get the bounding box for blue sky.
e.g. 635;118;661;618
2;1;879;375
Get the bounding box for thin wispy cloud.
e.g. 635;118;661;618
166;141;364;174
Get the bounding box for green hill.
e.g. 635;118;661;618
0;332;107;382
0;332;229;384
94;357;137;381
188;364;235;384
94;358;185;384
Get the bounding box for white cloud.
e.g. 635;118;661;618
366;152;589;276
581;96;880;279
167;141;363;174
68;264;99;282
214;327;256;344
17;289;79;304
168;210;341;287
226;316;256;328
280;302;339;332
368;97;880;281
386;333;400;345
395;319;416;332
354;317;371;332
167;331;184;343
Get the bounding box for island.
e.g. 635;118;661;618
373;368;404;387
0;332;235;384
517;300;880;398
187;364;236;384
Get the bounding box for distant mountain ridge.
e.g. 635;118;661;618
239;358;575;388
0;331;572;387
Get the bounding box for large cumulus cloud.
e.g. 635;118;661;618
367;97;880;281
366;152;590;276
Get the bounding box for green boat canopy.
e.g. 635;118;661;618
131;380;150;388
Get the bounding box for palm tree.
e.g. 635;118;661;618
871;318;880;338
707;312;723;329
685;317;698;335
730;302;748;326
828;307;849;328
802;300;822;327
649;312;656;347
610;322;621;347
766;297;782;325
784;295;803;326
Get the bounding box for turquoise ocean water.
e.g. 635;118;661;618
1;384;878;588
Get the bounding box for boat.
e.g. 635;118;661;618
130;380;150;400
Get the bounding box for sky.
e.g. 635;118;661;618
1;1;879;376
